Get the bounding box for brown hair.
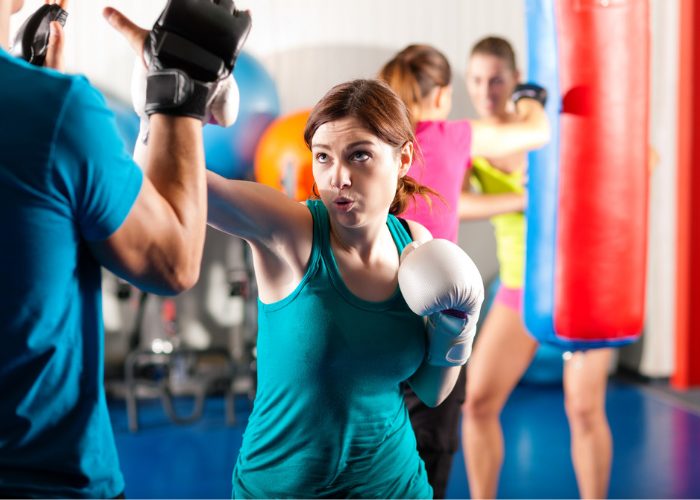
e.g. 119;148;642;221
470;36;517;72
378;44;451;128
304;79;436;216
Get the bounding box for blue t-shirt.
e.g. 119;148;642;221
0;50;142;497
233;200;432;499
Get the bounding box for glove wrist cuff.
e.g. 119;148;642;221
145;70;210;121
426;342;469;367
425;313;474;367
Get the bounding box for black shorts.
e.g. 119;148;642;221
404;364;467;454
404;366;467;498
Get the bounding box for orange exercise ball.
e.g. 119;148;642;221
254;110;314;201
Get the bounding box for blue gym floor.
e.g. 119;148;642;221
108;379;700;499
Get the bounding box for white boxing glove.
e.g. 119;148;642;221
131;56;240;153
398;239;485;367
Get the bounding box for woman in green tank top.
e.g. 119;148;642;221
206;79;465;498
458;36;615;500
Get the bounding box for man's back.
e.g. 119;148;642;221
0;48;142;498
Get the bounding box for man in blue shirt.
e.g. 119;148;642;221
0;0;249;496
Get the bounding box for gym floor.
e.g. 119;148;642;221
108;378;700;499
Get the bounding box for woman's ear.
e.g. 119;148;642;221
398;141;414;177
437;85;453;111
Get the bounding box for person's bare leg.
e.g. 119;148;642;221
462;303;538;499
563;348;614;499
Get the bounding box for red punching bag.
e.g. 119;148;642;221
554;0;650;342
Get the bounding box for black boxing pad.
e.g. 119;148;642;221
144;0;251;120
11;4;68;66
149;0;251;82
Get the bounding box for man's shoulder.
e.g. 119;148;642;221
3;52;84;96
2;55;99;127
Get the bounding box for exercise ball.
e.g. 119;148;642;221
104;94;140;154
254;110;314;201
520;343;564;386
203;52;281;180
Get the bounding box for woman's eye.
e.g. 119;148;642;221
315;152;328;163
350;151;370;162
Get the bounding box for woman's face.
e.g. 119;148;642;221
311;116;412;229
466;53;519;118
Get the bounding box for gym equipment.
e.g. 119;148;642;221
104;94;140;154
522;0;649;349
120;295;238;432
254;109;314;200
203;52;280;179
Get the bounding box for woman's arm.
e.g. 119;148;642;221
470;98;550;158
207;172;314;302
207;171;310;246
409;364;462;407
458;190;526;220
400;226;483;406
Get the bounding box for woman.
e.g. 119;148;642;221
379;43;549;499
207;79;480;498
460;36;614;499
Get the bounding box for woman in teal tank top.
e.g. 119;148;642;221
206;79;465;498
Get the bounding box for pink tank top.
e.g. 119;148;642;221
402;120;472;242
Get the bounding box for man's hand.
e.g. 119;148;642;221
102;6;148;65
12;0;68;70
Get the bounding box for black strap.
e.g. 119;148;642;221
398;217;413;239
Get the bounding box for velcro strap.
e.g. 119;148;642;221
145;70;210;119
146;70;193;109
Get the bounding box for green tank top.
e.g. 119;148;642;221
470;157;526;288
233;200;431;499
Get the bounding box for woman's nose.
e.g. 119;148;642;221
329;163;351;190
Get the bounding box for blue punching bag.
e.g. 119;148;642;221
522;0;567;347
522;0;649;350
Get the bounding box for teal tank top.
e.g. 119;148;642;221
233;200;431;499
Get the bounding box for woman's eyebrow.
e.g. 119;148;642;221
345;140;375;149
312;140;375;150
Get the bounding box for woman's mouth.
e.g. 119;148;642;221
333;197;355;212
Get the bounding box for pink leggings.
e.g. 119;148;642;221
494;285;523;312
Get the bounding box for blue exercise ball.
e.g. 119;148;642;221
104;93;140;155
203;52;281;180
520;343;564;386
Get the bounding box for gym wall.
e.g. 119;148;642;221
11;0;678;378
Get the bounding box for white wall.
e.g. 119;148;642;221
12;0;678;376
620;0;678;377
11;1;163;100
11;0;524;114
